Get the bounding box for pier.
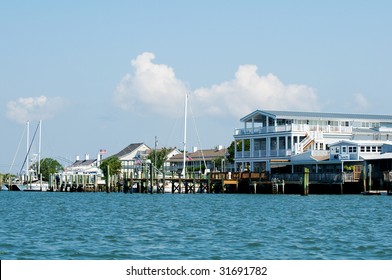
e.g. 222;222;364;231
3;169;391;195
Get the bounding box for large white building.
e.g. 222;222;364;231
234;110;392;174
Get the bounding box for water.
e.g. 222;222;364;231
1;192;391;260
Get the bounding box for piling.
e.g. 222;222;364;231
301;168;309;196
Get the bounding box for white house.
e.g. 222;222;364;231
111;143;151;176
234;110;392;173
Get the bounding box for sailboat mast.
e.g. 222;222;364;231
38;120;42;175
26;121;30;177
182;92;188;177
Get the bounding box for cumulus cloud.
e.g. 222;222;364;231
114;52;319;119
113;52;188;116
194;64;319;118
6;96;65;123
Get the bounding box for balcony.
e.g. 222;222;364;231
235;149;292;159
234;124;352;136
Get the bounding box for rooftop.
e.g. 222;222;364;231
241;110;392;123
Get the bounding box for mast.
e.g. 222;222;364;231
38;120;42;175
26;121;30;177
182;92;188;177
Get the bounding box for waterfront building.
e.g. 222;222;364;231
65;154;101;175
111;143;151;176
167;146;230;175
234;110;392;176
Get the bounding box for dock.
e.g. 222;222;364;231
3;170;391;195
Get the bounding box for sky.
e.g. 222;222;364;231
1;0;392;173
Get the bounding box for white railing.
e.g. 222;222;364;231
235;149;292;159
235;124;353;136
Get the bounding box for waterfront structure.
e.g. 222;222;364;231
146;147;182;175
234;110;392;175
167;146;229;175
112;143;151;176
65;154;101;174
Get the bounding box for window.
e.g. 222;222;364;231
360;146;365;152
372;146;377;152
366;146;371;152
349;146;357;153
342;146;347;153
378;146;382;152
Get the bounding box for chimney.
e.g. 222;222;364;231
76;155;80;161
192;146;198;152
85;154;90;160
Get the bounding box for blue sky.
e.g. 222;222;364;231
1;0;391;173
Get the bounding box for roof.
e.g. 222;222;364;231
112;143;149;158
330;140;390;146
241;110;392;123
167;148;228;163
361;153;392;160
68;159;97;168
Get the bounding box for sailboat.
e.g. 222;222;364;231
4;120;49;191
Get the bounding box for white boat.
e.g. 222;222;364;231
5;120;49;192
361;190;391;196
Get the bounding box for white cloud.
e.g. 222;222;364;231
193;64;319;118
353;93;369;111
114;52;320;119
6;96;65;123
113;52;188;116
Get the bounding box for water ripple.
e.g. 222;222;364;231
1;192;392;259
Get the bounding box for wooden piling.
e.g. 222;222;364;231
301;168;309;196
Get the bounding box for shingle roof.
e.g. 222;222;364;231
112;143;147;158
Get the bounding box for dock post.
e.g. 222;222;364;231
368;164;372;191
162;170;166;194
207;173;211;193
282;179;285;194
150;162;153;194
301;168;309;195
106;165;110;193
362;163;367;192
130;172;133;194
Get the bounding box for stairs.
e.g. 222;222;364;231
296;131;323;154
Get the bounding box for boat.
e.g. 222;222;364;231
5;120;49;191
361;190;391;196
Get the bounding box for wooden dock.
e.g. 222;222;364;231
31;170;392;195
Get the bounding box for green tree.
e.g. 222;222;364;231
227;141;235;163
147;148;170;170
227;140;250;164
31;158;63;181
100;156;122;178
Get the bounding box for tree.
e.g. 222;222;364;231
227;141;235;163
100;156;122;178
147;148;170;171
38;158;63;181
227;140;250;164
